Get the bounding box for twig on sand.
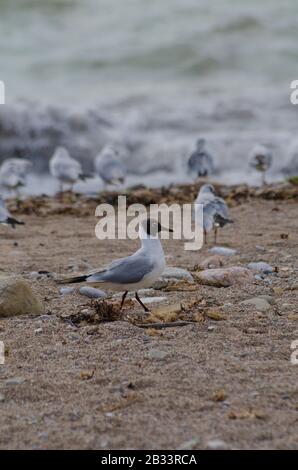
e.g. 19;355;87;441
135;321;193;329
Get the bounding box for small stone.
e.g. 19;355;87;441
135;296;166;304
240;297;272;312
211;389;227;402
247;262;274;274
34;328;43;334
80;308;91;315
79;287;106;299
157;267;194;283
199;256;224;270
280;303;292;312
195;267;254;287
178;438;199;450
210;247;237;257
80;369;95;380
0;393;5;402
59;287;75;296
28;271;40;279
206;439;227;450
0;275;43;318
4;377;25;386
148;349;169;361
257;295;275;305
255;245;266;252
273;287;284;295
205;308;226;320
207;326;215;332
85;326;99;335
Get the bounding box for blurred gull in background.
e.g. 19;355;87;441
0;195;24;229
187;139;215;179
49;147;90;193
0;158;32;197
95;145;126;187
249;144;272;186
195;183;233;245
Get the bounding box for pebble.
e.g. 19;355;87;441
207;326;215;332
178;438;199;450
59;287;75;296
80;308;92;315
79;287;106;299
210;247;237;257
29;271;53;280
0;276;43;318
148;349;169;361
255;245;266;252
135;296;166;304
196;267;254;287
37;432;49;441
199;255;223;270
0;393;4;402
4;377;25;386
247;262;274;274
206;439;228;450
28;271;40;279
240;296;273;312
34;328;43;334
158;267;194;283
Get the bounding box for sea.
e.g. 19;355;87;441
0;0;298;194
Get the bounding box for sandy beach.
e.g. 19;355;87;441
0;183;297;450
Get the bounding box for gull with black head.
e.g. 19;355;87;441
59;218;173;312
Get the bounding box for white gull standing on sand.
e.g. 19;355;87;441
249;143;272;185
187;138;214;179
0;196;24;229
195;184;233;245
0;158;32;195
59;218;173;312
49;146;89;192
95;145;126;187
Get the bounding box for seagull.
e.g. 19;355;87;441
187;139;214;179
59;218;173;312
0;158;32;196
95;145;126;187
283;138;298;176
249;144;272;185
0;196;24;229
49;146;90;192
195;184;233;245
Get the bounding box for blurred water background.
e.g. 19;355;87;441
0;0;298;194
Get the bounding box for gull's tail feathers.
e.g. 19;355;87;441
6;217;25;229
214;214;234;228
57;274;89;285
79;173;93;181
